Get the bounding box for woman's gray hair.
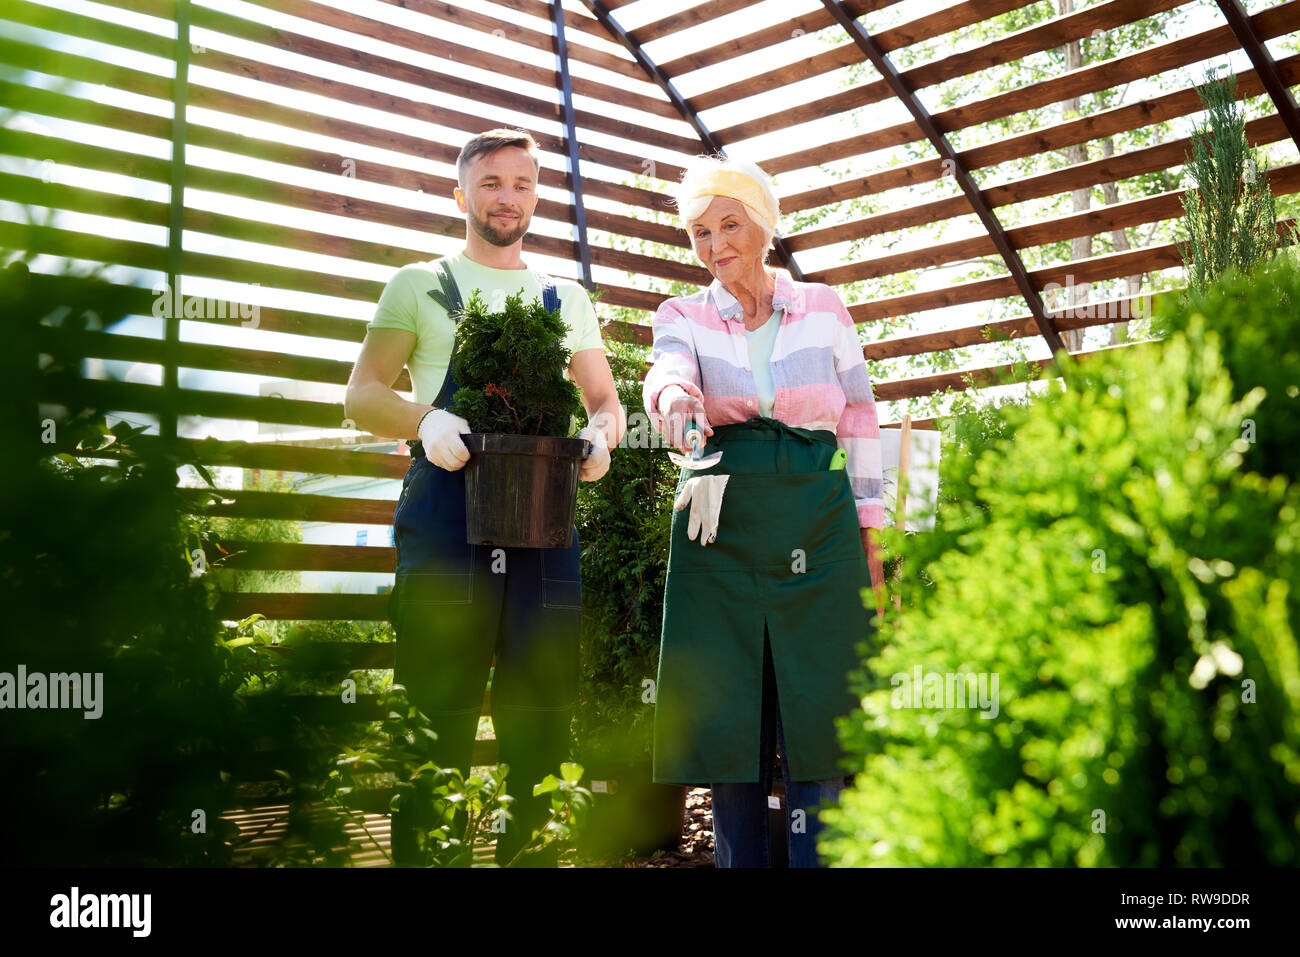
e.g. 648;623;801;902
671;154;779;250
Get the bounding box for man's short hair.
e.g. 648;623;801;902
456;129;541;188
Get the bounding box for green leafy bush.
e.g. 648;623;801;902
328;687;591;867
573;337;675;769
821;260;1300;867
448;291;581;436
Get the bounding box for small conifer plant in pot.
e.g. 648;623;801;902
448;289;590;548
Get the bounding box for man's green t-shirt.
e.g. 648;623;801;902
367;252;605;407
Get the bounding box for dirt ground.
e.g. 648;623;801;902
565;787;716;868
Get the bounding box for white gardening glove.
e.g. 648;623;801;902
577;426;610;481
673;474;730;546
417;408;471;471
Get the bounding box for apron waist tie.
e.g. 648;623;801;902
711;416;836;444
708;416;836;472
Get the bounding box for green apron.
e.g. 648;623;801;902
652;416;878;786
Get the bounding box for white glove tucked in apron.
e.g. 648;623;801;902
673;475;730;546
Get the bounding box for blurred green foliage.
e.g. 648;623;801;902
0;265;363;865
821;259;1300;867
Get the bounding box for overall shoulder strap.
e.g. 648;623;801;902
427;258;465;412
426;257;464;317
538;273;562;315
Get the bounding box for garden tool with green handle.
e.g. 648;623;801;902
668;418;727;545
667;419;723;470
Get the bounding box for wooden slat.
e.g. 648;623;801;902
628;0;754;43
845;239;1183;324
785;105;1295;248
483;0;634;43
216;541;396;573
841;220;1300;327
718;0;1186;143
169;3;703;157
809;162;1300;286
862;290;1178;361
0;43;685;272
22;271;369;345
34;323;406;392
51;432;408;479
38;374;348;430
194;490;395;525
233;0;678;119
874;356;1054;401
91;0;686;153
875;343;1133;402
762;0;1300;174
3;0;174;59
0;27;683;216
273;641;397;670
216;592;389;621
690;0;1039;112
371;0;642;79
0;118;698;285
657;0;897;77
5;210;694;308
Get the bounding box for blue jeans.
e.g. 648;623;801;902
710;632;848;868
388;442;581;867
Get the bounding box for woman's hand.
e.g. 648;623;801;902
861;527;887;621
664;393;714;453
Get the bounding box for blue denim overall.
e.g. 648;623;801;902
387;264;580;868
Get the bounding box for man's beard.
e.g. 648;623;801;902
469;205;529;247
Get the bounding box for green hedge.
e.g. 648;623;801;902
821;261;1300;866
572;337;675;770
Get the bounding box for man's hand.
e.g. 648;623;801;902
577;426;610;481
418;409;472;471
861;526;887;621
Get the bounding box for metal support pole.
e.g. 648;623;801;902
551;0;594;291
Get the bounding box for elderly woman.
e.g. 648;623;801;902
644;155;886;868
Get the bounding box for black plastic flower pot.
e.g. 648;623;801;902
461;432;591;548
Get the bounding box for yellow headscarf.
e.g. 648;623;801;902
678;167;778;234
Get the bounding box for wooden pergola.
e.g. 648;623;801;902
5;0;1300;832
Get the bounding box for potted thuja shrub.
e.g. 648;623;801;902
448;289;591;548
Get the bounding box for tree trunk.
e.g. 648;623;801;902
1099;136;1141;344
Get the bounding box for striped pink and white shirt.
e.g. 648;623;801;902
643;269;886;530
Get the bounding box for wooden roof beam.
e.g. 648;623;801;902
1214;0;1300;155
